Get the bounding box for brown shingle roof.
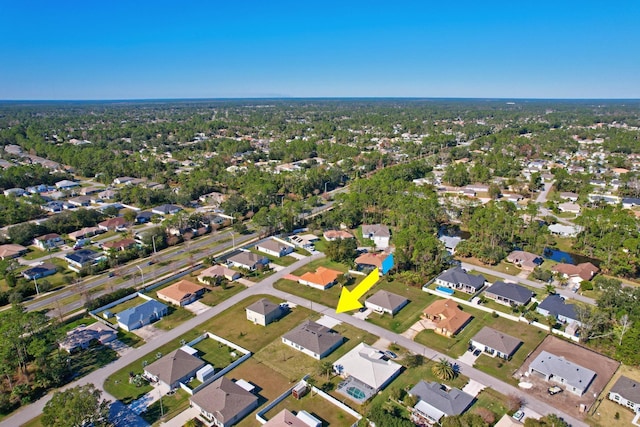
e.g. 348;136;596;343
190;376;258;424
552;262;599;281
423;299;472;335
246;298;281;316
282;320;343;355
145;349;205;386
365;290;408;312
471;326;522;356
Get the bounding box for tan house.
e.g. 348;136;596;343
552;262;599;284
144;348;206;390
198;264;241;282
245;298;283;326
156;279;205;306
323;230;355;241
423;299;472;337
190;376;259;427
0;244;28;260
506;250;543;272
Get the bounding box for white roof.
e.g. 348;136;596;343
234;379;255;393
332;343;401;391
180;345;198;355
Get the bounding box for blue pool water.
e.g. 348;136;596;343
544;248;575;264
436;286;455;295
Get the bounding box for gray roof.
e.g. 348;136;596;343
610;376;640;404
365;290;408;312
282;320;343;355
471;327;522;356
256;238;290;253
486;281;534;304
145;349;205;386
409;381;474;416
190;376;258;424
246;298;281;316
362;224;390;238
529;351;596;392
228;251;267;268
437;267;485;290
537;294;578;320
65;248;101;264
116;300;167;328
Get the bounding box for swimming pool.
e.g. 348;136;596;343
436;286;454;296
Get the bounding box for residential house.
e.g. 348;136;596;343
409;381;474;424
434;267;486;294
190;376;258;427
151;204;182;215
262;409;308;427
469;327;522;360
506;250;543;272
282;320;343;360
484;281;534;306
323;230;355;241
58;322;117;353
548;223;581;237
422;299;472;337
198;265;241;283
227;252;269;271
42;201;65;213
245;298;284;326
559;192;579;202
528;350;596;396
365;290;408;315
64;249;103;272
98;217;129;231
622;197;640;209
298;267;342;290
4;188;26;197
333;343;402;395
439;235;462;254
135;211;154;224
362;224;391;250
22;262;57;280
558;202;581;214
32;233;63;250
552;262;599;285
68;226;104;241
0;244;27;260
289;233;319;250
102;238;136;252
79;186;102;196
156;280;205;306
116;299;168;332
608;376;640;413
55;179;80;189
354;252;394;275
255;238;294;258
68;196;92;207
536;294;581;326
144;348;206;390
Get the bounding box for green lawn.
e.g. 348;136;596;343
69;343;119;379
273;278;343;309
117;330;144;347
154;306;194;330
197;294;314;353
415;303;548;384
19;415;43;427
261;390;358;427
141;389;191;426
191;338;237;367
253;321;377;383
198;281;246;306
365;279;439;333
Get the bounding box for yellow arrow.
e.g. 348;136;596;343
336;268;380;313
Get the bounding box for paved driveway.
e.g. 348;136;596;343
289;252;307;260
105;339;133;356
462;379;486;397
184;300;209;315
133;324;164;341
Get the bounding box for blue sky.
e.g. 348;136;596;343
1;1;638;99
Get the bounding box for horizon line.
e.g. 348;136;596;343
1;96;640;103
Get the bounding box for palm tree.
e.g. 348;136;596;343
318;361;333;380
431;358;456;381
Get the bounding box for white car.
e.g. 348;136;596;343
512;409;525;421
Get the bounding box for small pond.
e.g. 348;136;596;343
543;248;600;267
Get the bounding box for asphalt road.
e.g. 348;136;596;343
2;251;587;427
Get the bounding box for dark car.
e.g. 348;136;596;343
384;350;398;359
548;386;563;395
473;349;482;357
468;346;476;353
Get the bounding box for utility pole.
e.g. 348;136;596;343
136;265;145;289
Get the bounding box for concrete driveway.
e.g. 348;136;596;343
105;339;133;356
289;252;307;260
462;379;486;397
458;349;481;366
269;263;285;272
184;300;209;315
132;324;163;341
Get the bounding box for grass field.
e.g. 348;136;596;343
587;365;640;427
191;337;237;367
141;388;191;426
198;281;246;306
259;390;358;427
414;303;548;384
154;306;194;330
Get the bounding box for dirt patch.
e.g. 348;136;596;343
516;335;619;420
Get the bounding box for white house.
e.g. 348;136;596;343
255;238;295;258
364;290;408;315
245;298;283;326
333;343;402;393
609;376;640;413
362;224;391;250
282;320;343;360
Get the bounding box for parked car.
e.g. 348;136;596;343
512;409;525;421
384;350;398;359
548;386;563;395
473;349;482;356
468;346;476;353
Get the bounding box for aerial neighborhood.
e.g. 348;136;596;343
1;100;640;427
